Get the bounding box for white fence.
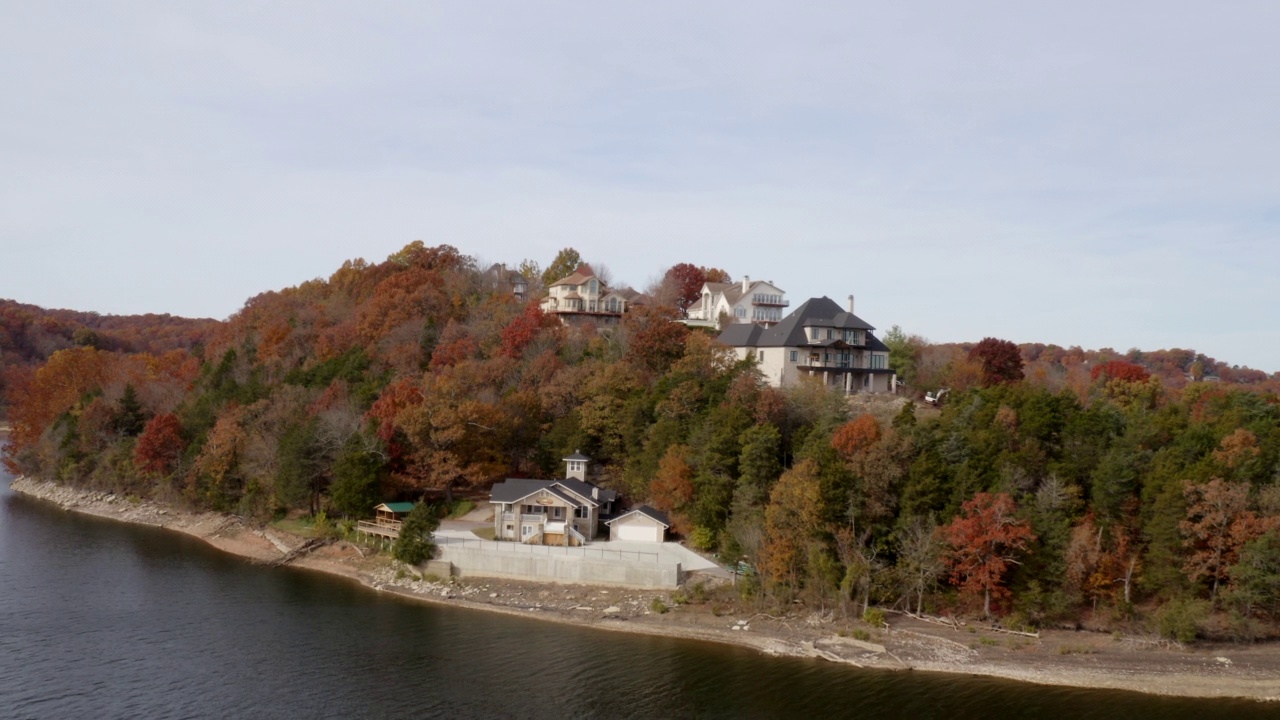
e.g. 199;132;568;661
435;535;660;564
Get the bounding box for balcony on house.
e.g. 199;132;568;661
751;293;789;307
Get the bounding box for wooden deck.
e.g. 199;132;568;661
357;519;402;539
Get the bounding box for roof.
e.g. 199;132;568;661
548;264;599;288
563;451;590;461
701;279;785;307
488;477;617;506
716;297;877;348
375;502;415;514
606;505;670;528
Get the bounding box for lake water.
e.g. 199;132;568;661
1;468;1274;719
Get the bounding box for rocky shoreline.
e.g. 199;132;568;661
8;476;1280;703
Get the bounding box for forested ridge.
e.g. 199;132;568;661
5;242;1280;643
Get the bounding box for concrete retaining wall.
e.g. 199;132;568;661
439;546;682;588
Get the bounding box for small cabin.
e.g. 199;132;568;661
358;502;416;539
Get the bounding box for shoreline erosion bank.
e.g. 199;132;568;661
7;476;1280;703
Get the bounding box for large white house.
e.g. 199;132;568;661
717;296;896;394
685;276;788;329
540;265;635;328
488;453;619;546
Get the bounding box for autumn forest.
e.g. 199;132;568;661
4;242;1280;643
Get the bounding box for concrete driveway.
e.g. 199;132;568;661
434;519;730;579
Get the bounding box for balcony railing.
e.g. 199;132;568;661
751;294;789;306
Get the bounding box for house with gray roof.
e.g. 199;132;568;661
489;453;619;546
717;295;896;394
685;276;788;329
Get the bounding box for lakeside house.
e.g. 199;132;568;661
539;265;641;329
717;295;896;394
684;276;789;329
488;453;619;546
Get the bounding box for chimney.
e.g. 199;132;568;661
742;276;750;293
847;295;855;313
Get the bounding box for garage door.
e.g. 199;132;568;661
614;522;661;543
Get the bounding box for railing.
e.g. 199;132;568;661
436;536;661;564
357;520;401;537
797;359;867;370
751;294;788;306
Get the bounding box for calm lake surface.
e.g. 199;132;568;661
1;468;1275;719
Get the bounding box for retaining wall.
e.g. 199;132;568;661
438;546;682;588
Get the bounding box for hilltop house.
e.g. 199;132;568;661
484;263;530;301
540;265;636;329
489;453;619;546
717;296;896;394
685;276;788;329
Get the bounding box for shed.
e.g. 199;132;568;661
606;505;669;543
375;502;415;523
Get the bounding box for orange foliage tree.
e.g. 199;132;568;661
943;492;1036;617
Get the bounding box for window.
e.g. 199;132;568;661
589;279;598;294
734;307;747;318
789;350;798;362
553;507;563;519
505;524;513;532
522;525;533;537
575;506;588;518
871;354;887;369
826;329;834;340
810;327;820;341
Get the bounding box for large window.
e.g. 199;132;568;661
789;350;798;362
810;327;820;341
871;354;887;369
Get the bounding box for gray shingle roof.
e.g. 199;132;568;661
716;296;878;348
489;477;617;506
606;504;671;528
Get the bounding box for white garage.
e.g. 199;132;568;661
606;506;670;543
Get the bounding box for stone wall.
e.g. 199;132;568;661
438;546;682;588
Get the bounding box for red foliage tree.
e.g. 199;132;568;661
499;302;555;359
662;263;708;315
133;414;186;476
968;337;1024;386
943;492;1036;617
624;305;690;374
1090;360;1150;383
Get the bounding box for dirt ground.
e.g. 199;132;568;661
11;477;1280;703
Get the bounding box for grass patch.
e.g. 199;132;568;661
270;517;322;538
471;526;496;540
979;636;999;647
447;500;476;519
851;628;871;642
1057;643;1096;655
651;598;669;614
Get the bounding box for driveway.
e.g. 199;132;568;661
434;519;731;579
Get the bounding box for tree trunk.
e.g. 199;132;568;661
983;588;991;618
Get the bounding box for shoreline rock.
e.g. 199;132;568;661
7;476;1280;704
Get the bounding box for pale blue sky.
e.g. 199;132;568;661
3;2;1278;370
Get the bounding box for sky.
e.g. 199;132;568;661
3;2;1278;371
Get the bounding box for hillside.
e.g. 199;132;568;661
4;241;1279;645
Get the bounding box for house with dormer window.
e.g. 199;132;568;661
488;452;619;546
717;295;896;394
540;264;639;329
685;276;788;329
